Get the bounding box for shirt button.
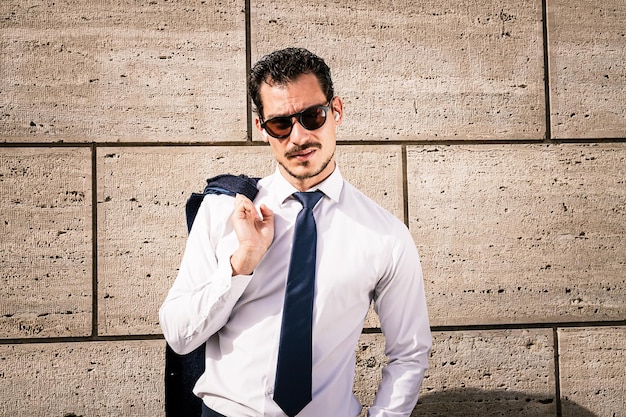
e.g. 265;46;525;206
266;387;274;396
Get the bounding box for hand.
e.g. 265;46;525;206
230;194;274;276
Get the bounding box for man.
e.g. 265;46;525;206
160;47;431;417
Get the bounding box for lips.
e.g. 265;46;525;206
291;148;316;160
285;143;321;159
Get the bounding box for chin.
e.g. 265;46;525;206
281;154;334;182
281;163;318;181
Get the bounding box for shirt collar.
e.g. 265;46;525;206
271;165;343;206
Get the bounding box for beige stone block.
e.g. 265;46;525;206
407;143;626;326
415;329;557;416
559;326;626;417
97;145;402;335
0;148;91;338
354;333;387;415
251;0;545;140
354;330;557;416
0;0;246;142
96;146;274;335
0;340;164;416
548;0;626;139
335;145;404;220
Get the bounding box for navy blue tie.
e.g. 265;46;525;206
274;190;324;417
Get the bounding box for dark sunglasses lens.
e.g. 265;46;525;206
263;105;329;139
265;118;293;138
301;106;327;130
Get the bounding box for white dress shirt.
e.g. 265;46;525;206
159;167;431;417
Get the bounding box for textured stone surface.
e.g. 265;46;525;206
0;0;624;414
354;333;387;416
97;145;402;335
559;326;626;417
0;340;164;416
0;0;246;142
252;0;545;140
0;148;91;338
354;330;557;416
96;146;274;335
408;143;626;326
335;145;404;220
548;0;626;138
415;329;556;416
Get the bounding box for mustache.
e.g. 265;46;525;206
284;142;322;158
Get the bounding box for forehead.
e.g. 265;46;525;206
260;73;326;118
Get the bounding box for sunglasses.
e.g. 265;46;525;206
260;101;333;139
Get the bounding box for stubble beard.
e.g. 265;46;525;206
280;144;335;181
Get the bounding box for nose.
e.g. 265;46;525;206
288;117;311;145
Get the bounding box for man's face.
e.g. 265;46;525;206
255;73;343;191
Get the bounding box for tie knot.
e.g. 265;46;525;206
293;190;324;209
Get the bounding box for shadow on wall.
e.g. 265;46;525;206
411;388;597;417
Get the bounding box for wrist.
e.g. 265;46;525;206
230;247;260;276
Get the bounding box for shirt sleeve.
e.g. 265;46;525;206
159;195;253;355
368;224;432;417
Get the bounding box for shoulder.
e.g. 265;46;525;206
196;192;238;228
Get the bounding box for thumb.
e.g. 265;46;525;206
259;204;274;222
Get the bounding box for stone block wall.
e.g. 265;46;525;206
1;0;624;416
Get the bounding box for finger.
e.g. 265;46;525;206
233;195;247;217
259;204;274;222
234;193;251;206
234;194;259;219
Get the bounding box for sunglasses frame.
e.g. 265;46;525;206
260;99;334;139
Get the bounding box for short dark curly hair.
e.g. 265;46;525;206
248;47;334;120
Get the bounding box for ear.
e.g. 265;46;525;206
254;116;269;142
332;96;344;125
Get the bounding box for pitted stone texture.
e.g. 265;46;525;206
413;329;556;417
252;0;545;140
0;340;164;416
0;148;91;338
97;145;402;335
559;326;626;417
415;329;556;416
97;146;274;335
0;0;246;142
354;333;387;416
335;145;404;220
354;330;556;416
407;144;626;326
548;0;626;138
